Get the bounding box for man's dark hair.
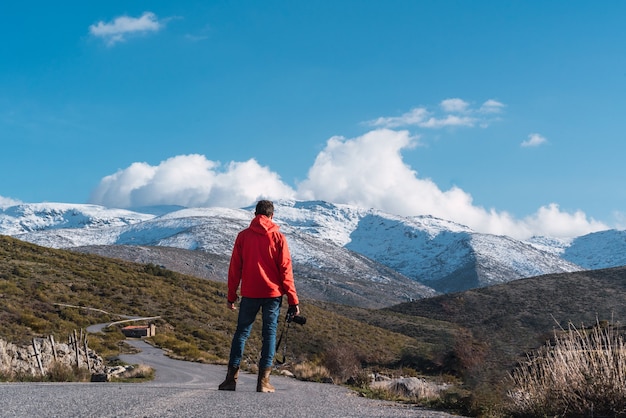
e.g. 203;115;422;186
255;200;274;217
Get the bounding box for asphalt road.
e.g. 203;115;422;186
0;338;464;417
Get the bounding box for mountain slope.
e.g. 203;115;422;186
73;243;436;309
0;236;421;372
0;199;611;298
385;266;626;383
563;229;626;269
274;201;582;292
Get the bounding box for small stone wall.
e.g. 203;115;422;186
0;336;105;378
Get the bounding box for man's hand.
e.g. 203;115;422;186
287;304;300;316
227;301;236;311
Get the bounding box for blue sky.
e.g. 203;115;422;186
1;1;625;239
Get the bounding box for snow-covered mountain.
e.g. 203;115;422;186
1;200;623;300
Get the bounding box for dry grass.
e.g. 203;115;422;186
112;364;154;382
292;362;331;382
0;362;92;383
507;321;626;417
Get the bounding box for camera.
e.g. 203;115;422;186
286;312;307;325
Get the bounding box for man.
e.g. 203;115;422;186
218;200;300;393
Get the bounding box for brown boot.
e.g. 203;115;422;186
257;367;275;393
218;365;239;391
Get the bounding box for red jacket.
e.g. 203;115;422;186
228;215;299;306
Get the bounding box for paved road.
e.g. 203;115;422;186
0;338;465;417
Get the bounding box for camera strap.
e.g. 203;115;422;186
274;317;291;365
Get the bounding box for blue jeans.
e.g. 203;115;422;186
228;297;282;369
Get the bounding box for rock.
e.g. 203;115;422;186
370;377;450;399
90;373;109;382
278;370;295;378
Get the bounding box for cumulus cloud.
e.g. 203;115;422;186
89;154;295;209
89;11;163;46
296;129;605;239
521;204;608;238
88;92;608;240
440;98;470;113
521;133;547;147
0;195;22;209
296;129;421;209
89;129;607;240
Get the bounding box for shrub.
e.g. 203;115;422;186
323;344;362;384
507;322;626;417
19;312;48;332
44;362;91;382
441;328;488;377
292;362;331;382
46;361;75;382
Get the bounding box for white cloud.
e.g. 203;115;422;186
521;204;608;238
89;154;295;209
296;129;420;208
441;98;470;113
419;114;476;128
521;133;547;147
89;12;163;46
0;195;22;209
88;110;607;240
367;107;431;128
295;129;605;239
89;133;607;239
479;99;505;113
367;98;502;130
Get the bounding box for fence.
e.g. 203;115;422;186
0;329;104;378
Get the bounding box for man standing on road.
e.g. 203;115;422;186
219;200;300;393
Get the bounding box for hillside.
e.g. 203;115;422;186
384;266;626;383
0;235;448;379
71;243;436;309
6;233;626;414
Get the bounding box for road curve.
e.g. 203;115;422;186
0;338;465;417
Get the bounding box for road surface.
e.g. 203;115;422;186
0;338;465;417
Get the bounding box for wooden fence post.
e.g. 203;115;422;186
73;330;80;368
83;335;91;371
31;339;44;375
49;335;57;361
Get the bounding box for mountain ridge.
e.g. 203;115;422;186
2;200;625;302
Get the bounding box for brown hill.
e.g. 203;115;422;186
0;235;428;378
384;266;626;382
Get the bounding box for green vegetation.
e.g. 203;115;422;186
4;235;626;416
0;236;442;383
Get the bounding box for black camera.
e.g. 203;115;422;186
286;312;307;325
